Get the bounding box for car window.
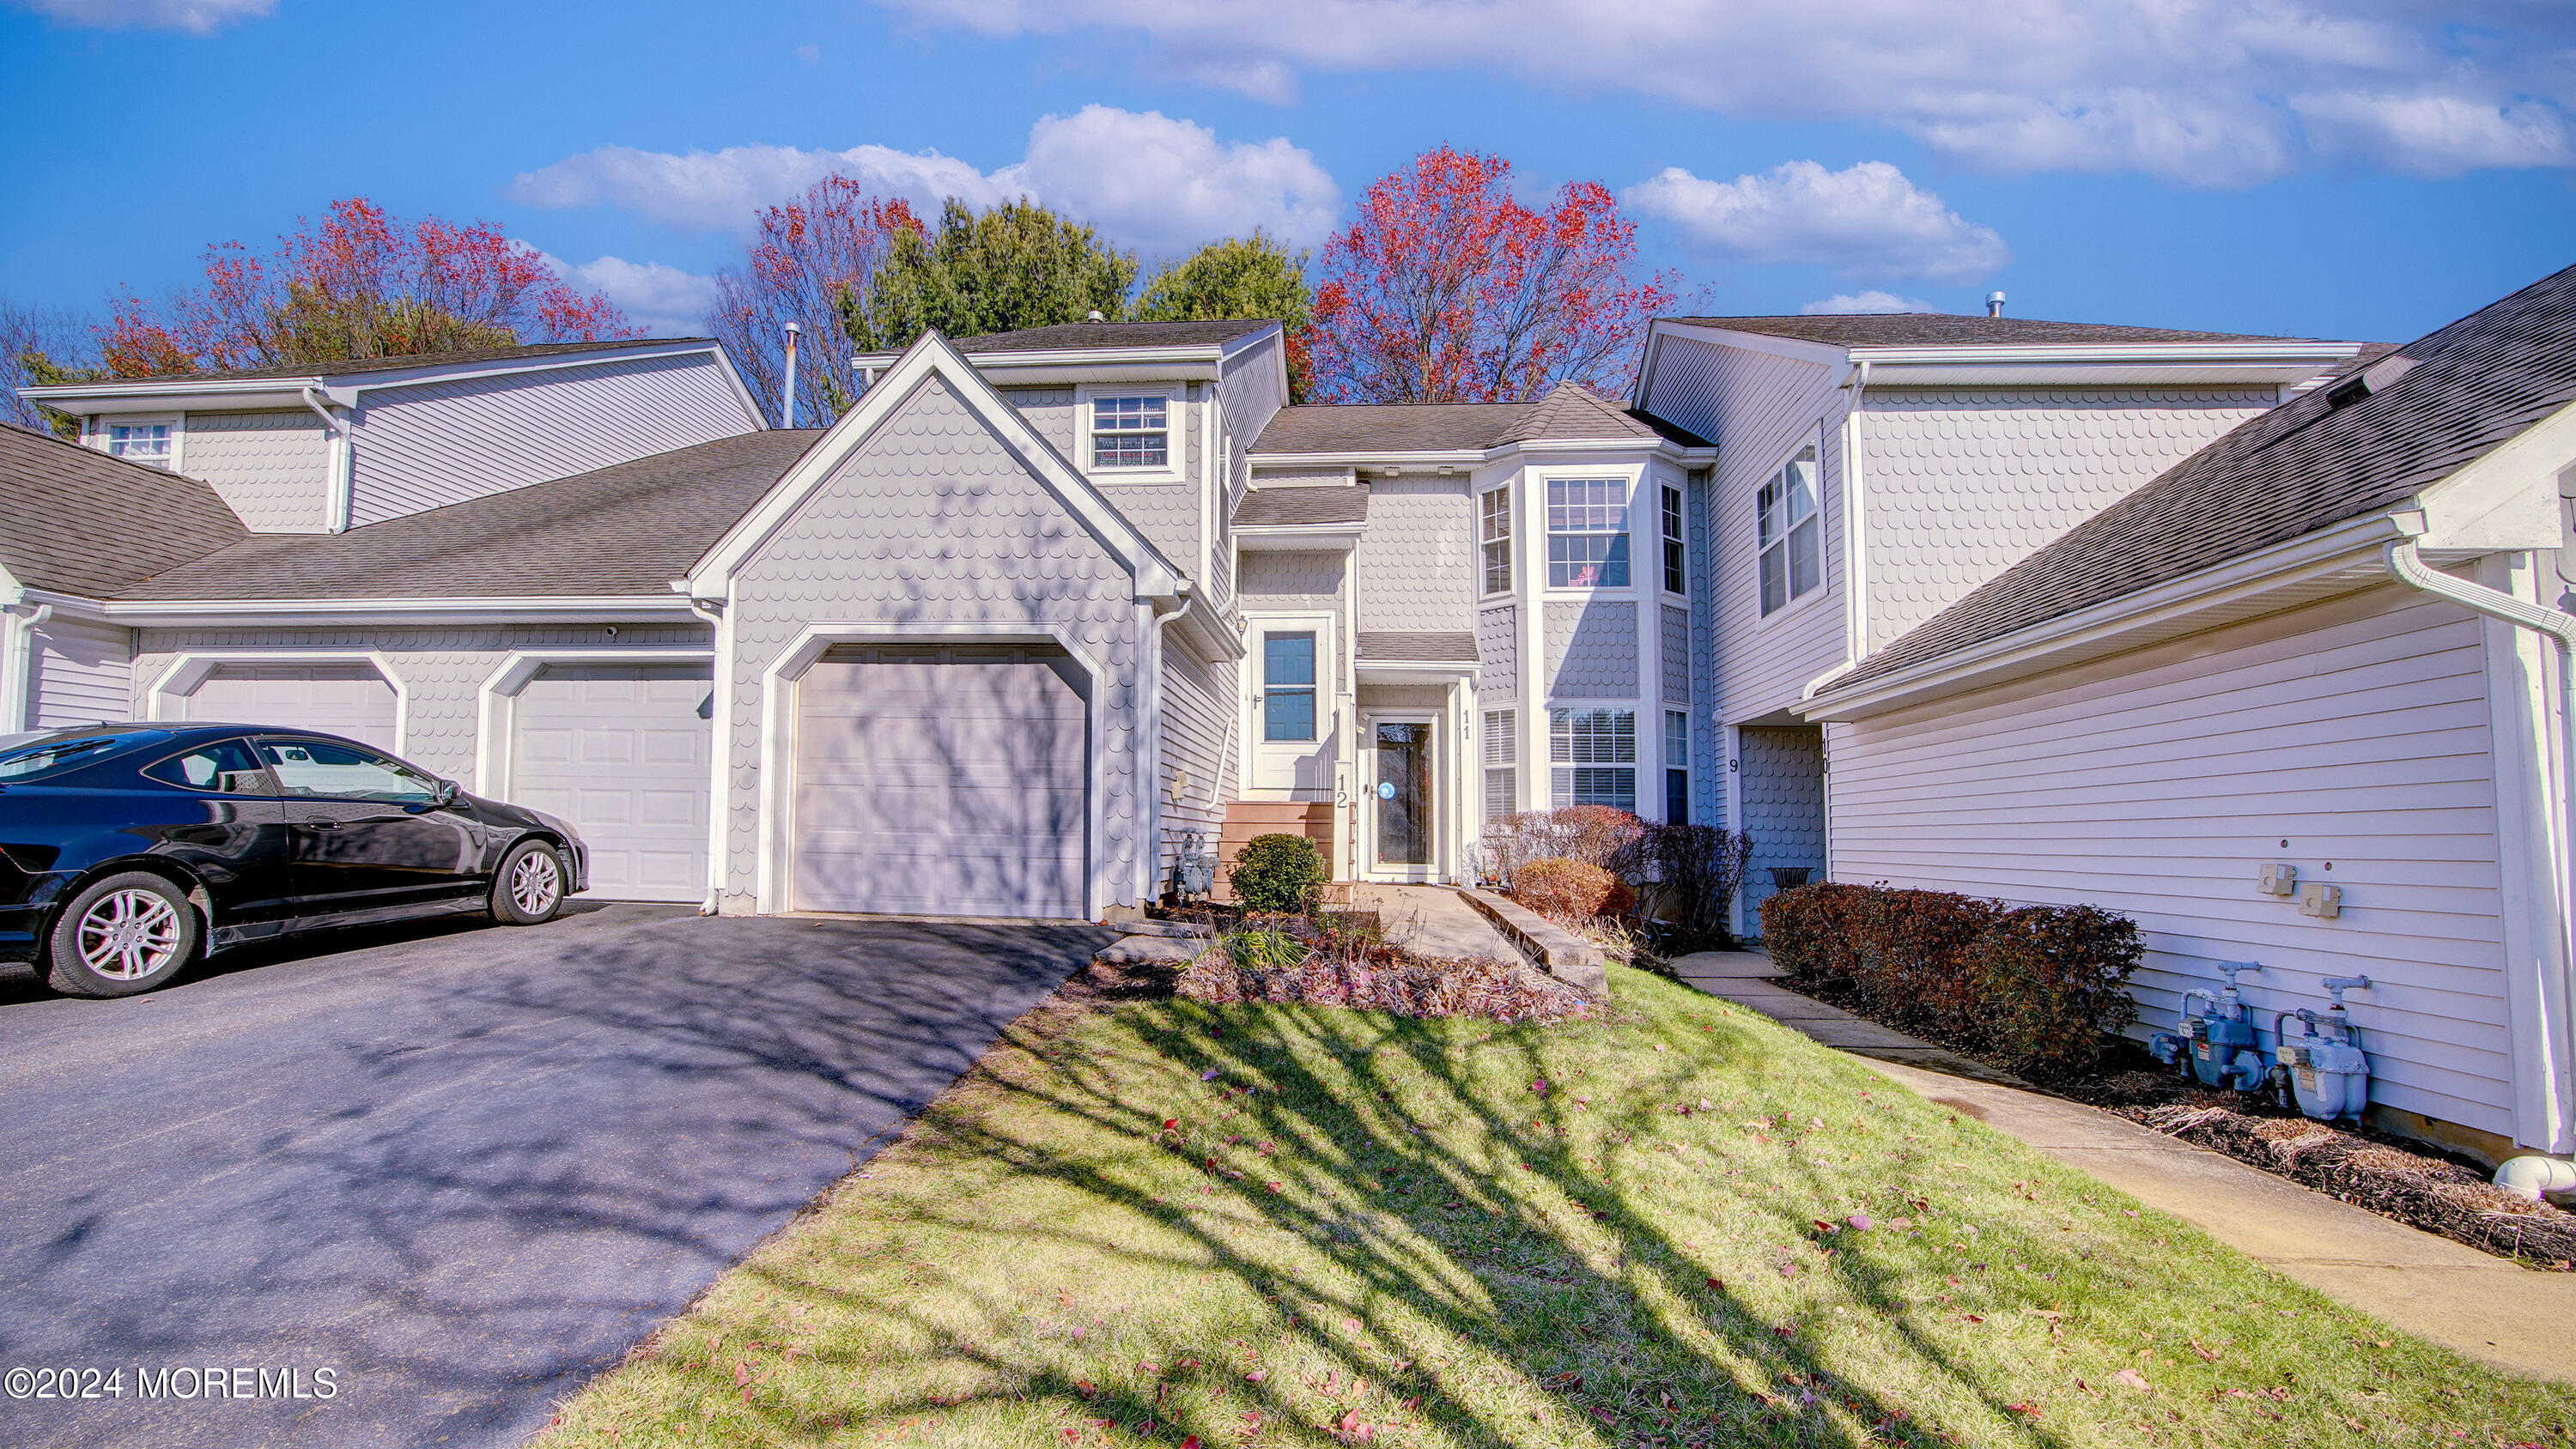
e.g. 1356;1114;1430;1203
255;739;443;804
0;737;125;782
142;739;273;796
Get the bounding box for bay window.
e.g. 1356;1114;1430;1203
1550;707;1635;811
1546;478;1630;588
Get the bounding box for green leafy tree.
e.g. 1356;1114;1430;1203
1134;231;1315;400
3;300;99;437
843;198;1135;352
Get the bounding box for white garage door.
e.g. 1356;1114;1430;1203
509;664;713;903
793;644;1087;919
178;664;398;753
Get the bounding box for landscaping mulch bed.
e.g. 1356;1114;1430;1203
1775;974;2576;1270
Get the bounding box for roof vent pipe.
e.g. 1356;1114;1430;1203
1087;310;1105;323
781;321;802;428
1985;291;2007;318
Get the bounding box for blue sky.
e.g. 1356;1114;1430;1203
3;0;2569;348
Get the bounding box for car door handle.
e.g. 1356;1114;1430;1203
304;819;343;829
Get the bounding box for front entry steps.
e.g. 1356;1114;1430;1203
1212;800;1335;902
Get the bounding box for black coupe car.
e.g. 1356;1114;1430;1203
0;724;586;997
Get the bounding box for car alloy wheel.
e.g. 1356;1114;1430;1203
76;888;185;981
509;849;562;918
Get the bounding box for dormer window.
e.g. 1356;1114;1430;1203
107;421;174;470
1090;396;1169;469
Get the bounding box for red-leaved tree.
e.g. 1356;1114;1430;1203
1308;147;1675;404
102;197;633;378
706;177;924;427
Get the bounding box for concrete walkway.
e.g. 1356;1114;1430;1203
1350;884;1521;961
1674;950;2576;1385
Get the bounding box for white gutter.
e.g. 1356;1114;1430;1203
2386;521;2576;1157
81;593;700;627
683;591;732;916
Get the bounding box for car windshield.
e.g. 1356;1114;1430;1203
0;733;143;782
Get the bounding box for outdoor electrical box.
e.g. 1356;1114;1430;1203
2258;863;2298;896
2300;882;2344;919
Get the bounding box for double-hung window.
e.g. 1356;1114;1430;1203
1662;484;1686;595
1479;486;1512;594
1757;443;1821;615
1550;708;1635;811
1482;709;1516;823
1664;710;1690;825
1261;633;1316;742
107;421;173;469
1546;478;1630;588
1090;396;1169;470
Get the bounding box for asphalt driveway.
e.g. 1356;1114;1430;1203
0;902;1109;1449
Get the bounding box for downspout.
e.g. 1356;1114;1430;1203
301;386;353;533
1;594;50;733
685;594;732;917
2386;521;2576;1164
1145;581;1198;912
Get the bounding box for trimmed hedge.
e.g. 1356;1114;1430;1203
1229;833;1327;915
1510;857;1633;920
1759;883;2142;1082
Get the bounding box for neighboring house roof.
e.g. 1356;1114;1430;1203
1827;263;2576;695
124;338;717;386
951;319;1277;352
117;429;823;600
1671;314;2296;348
1233;482;1372;527
1357;630;1480;664
1250;384;1705;455
0;425;247;597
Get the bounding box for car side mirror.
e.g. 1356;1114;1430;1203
435;779;459;806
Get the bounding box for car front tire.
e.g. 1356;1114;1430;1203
491;840;568;926
46;872;201;998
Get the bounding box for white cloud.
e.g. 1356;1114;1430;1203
13;0;272;32
509;106;1340;256
544;254;721;336
871;0;2576;185
1802;291;1941;316
1626;161;2009;283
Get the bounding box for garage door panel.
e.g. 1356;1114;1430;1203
179;664;398;754
793;646;1089;919
509;663;713;904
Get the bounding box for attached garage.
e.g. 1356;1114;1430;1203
791;644;1088;919
507;663;713;903
170;663;399;753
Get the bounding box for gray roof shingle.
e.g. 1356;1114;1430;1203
0;426;248;596
1827;264;2576;695
107;338;715;386
1357;630;1480;664
1233;482;1371;527
118;429;823;601
1676;315;2299;349
951;319;1277;353
1250;385;1700;454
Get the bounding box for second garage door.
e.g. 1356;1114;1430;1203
793;644;1087;919
177;664;398;753
509;664;714;903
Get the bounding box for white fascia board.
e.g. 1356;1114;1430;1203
0;561;22;607
1797;511;2409;722
2414;397;2576;551
684;330;1183;602
21;341;733;414
1649;320;1850;369
1845;340;2360;368
1235;522;1365;552
1251;436;1703;474
1251;448;1489;470
85;593;698;627
1354;659;1479;682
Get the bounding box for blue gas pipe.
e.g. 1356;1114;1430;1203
2269;976;2372;1123
2148;961;2269;1091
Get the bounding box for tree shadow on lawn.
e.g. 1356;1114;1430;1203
545;974;2312;1448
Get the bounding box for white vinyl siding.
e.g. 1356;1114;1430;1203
1824;585;2515;1139
26;615;133;730
181;410;332;533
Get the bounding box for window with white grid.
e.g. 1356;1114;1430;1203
1664;710;1690;825
1479;485;1512;595
1757;442;1821;615
1662;484;1686;595
1546;477;1630;588
1482;709;1516;823
1089;396;1169;469
107;421;173;469
1549;708;1635;811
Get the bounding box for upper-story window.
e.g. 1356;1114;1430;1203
1090;396;1169;469
1479;485;1512;594
1546;477;1630;588
1661;483;1686;595
1757;443;1821;615
107;421;173;470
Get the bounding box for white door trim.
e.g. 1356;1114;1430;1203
146;650;410;755
755;621;1110;921
1241;609;1337;799
1359;708;1442;883
473;647;715;797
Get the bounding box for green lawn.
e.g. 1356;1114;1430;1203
532;968;2573;1447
